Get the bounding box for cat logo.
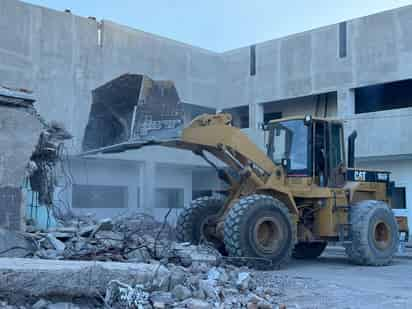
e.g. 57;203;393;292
354;171;366;181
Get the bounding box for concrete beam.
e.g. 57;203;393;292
0;258;171;297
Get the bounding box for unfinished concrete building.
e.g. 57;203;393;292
1;0;412;231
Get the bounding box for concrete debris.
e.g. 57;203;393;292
236;272;254;291
45;234;66;252
32;299;50;309
0;214;290;308
0;87;72;231
0;258;170;298
183;298;212;309
0;91;44;231
0;228;35;257
28;120;72;207
46;303;81;309
12;213;220;265
105;280;150;308
171;284;191;301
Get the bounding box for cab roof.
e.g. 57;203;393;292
268;115;343;125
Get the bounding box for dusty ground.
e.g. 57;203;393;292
257;248;412;309
1;241;412;308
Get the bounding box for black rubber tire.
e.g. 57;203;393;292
292;242;327;259
223;194;296;270
345;200;399;266
176;196;224;244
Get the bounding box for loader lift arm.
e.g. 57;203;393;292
80;113;297;214
81;113;275;186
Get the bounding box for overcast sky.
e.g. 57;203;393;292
24;0;412;52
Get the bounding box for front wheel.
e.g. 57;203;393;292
176;196;224;246
345;200;399;266
224;194;296;269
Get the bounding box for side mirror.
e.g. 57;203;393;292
304;115;313;126
281;158;290;170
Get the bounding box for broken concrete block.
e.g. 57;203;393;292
105;281;150;308
0;228;34;257
172;243;220;266
167;265;187;288
94;231;124;248
32;299;50;309
78;225;96;237
36;249;63;260
150;291;174;308
207;267;228;283
0;100;44;231
236;272;252;291
257;301;272;309
191;288;206;300
46;234;66;252
46;303;80;309
0;258;170;297
199;280;219;301
184;298;213;309
91;218;113;237
55;227;78;234
126;247;151;263
172;284;192;301
247;303;259;309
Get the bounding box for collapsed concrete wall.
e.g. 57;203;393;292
0;88;44;230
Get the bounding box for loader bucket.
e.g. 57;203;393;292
82;74;185;151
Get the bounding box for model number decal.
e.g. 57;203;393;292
354;171;366;181
377;173;388;181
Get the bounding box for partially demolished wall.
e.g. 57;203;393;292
0;87;71;230
0;88;43;230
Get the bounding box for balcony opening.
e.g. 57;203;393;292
262;92;337;123
222;105;249;129
355;79;412;114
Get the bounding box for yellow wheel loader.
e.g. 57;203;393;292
82;113;408;269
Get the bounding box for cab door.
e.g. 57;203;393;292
328;122;345;187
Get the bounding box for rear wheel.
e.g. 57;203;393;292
224;194;296;269
345;200;399;266
176;196;224;247
292;242;327;259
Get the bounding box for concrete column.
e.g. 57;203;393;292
337;88;355;118
249;103;264;130
141;161;156;214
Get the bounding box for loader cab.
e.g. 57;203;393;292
266;116;346;187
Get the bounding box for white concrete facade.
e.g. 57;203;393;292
1;0;412;230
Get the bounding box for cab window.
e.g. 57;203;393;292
330;123;344;170
270;120;309;174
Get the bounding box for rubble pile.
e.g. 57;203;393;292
103;265;283;309
0;214;288;308
24;213;181;262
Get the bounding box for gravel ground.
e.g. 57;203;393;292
252;248;412;309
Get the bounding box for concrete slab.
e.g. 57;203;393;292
0;258;171;297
